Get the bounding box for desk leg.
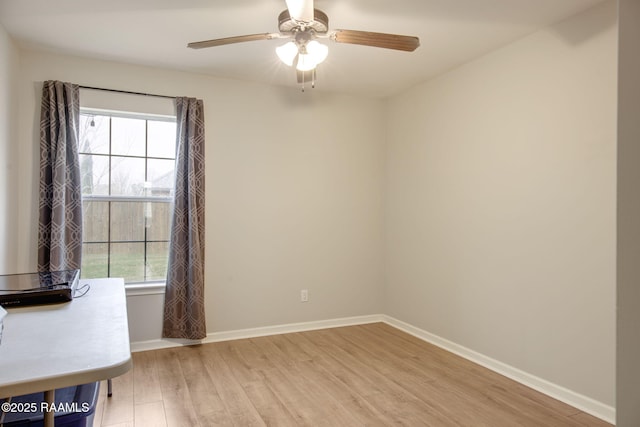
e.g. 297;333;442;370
43;389;54;427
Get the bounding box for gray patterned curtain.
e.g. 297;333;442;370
162;97;206;340
37;80;83;272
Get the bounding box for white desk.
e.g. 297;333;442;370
0;278;132;425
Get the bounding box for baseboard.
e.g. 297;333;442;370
381;315;615;425
203;314;385;343
129;313;614;424
130;337;202;352
129;314;384;352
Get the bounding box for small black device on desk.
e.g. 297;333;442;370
0;270;80;308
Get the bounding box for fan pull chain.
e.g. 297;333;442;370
300;69;317;92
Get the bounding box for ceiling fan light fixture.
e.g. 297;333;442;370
306;40;328;64
296;52;317;71
295;40;328;71
276;41;298;66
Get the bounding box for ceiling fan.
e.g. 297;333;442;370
187;0;420;89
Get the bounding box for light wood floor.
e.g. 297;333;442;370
93;323;612;426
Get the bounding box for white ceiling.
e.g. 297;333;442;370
0;0;605;98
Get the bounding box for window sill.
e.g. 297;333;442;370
125;282;166;296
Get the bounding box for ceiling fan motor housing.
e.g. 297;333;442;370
278;9;329;34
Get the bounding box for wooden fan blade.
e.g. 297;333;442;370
285;0;314;23
331;30;420;52
188;33;280;49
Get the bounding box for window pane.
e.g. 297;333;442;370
147;202;172;241
79;115;109;155
147;159;175;197
79;154;110;195
111;156;146;196
111;117;146;157
146;242;169;281
80;110;175;285
81;243;108;279
83;201;108;242
110;242;145;282
111;202;145;241
148;121;176;159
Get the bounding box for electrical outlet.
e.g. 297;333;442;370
300;289;308;302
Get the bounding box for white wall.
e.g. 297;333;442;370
616;0;640;425
0;23;19;273
385;0;616;410
13;51;386;338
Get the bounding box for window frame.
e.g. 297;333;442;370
78;108;177;288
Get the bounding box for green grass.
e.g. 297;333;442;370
81;251;168;283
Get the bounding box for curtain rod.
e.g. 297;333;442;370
78;85;176;100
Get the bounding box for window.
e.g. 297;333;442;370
78;110;176;284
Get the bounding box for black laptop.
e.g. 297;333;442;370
0;270;80;308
